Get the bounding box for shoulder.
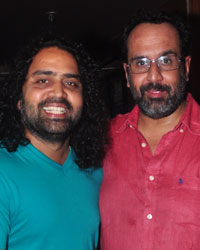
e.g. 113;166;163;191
70;148;103;182
110;112;130;132
0;148;17;165
81;167;103;185
184;94;200;133
109;106;138;136
0;147;23;176
89;167;103;182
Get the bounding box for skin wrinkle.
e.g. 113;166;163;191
124;23;190;120
0;37;109;169
128;49;179;63
18;47;83;163
30;70;81;80
20;48;82;144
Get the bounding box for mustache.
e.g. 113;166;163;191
140;82;171;95
38;97;73;110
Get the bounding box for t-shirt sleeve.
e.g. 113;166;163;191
0;174;11;249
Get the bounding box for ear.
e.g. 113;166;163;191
184;56;191;82
17;100;21;110
123;63;130;88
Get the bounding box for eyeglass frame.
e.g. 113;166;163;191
126;53;183;74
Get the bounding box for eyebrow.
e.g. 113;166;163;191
161;50;178;57
129;56;146;62
129;50;179;62
31;70;80;79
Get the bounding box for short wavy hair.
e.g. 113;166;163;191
122;9;191;61
0;35;109;169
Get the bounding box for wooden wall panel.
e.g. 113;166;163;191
189;0;200;15
159;0;187;14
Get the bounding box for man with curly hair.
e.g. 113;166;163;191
0;36;108;250
100;10;200;250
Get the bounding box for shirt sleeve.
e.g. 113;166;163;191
0;173;11;249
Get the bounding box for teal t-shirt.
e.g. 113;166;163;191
0;144;102;250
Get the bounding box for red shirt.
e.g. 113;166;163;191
100;93;200;250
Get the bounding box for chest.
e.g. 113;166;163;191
9;167;101;241
100;127;200;249
104;126;200;178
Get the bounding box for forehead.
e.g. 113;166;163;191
127;22;180;58
27;46;79;76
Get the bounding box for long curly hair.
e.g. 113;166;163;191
0;35;109;169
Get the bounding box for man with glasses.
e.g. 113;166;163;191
100;10;200;250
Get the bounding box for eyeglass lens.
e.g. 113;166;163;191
129;54;181;73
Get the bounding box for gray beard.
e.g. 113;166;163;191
128;74;187;119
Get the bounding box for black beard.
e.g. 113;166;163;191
128;75;187;119
20;97;82;143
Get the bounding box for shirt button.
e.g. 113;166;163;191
147;214;153;220
129;124;133;128
141;142;146;148
180;129;184;133
149;175;154;181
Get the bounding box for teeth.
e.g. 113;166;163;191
43;106;66;114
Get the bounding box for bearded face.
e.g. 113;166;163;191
20;96;82;143
127;72;187;119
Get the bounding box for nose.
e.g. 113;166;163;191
51;81;65;98
146;61;163;82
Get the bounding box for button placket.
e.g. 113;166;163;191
147;213;153;220
141;142;147;148
149;175;155;181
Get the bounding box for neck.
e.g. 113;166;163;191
138;100;187;154
25;132;70;165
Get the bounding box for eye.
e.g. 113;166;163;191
66;81;75;86
37;79;48;84
160;57;172;65
63;80;78;88
134;59;148;67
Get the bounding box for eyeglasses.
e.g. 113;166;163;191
127;54;182;74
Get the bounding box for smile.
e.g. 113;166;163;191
147;89;161;93
43;106;66;114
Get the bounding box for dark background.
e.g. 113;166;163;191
0;0;199;116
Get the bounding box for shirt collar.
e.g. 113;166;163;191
181;93;200;134
116;106;139;133
116;93;200;135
